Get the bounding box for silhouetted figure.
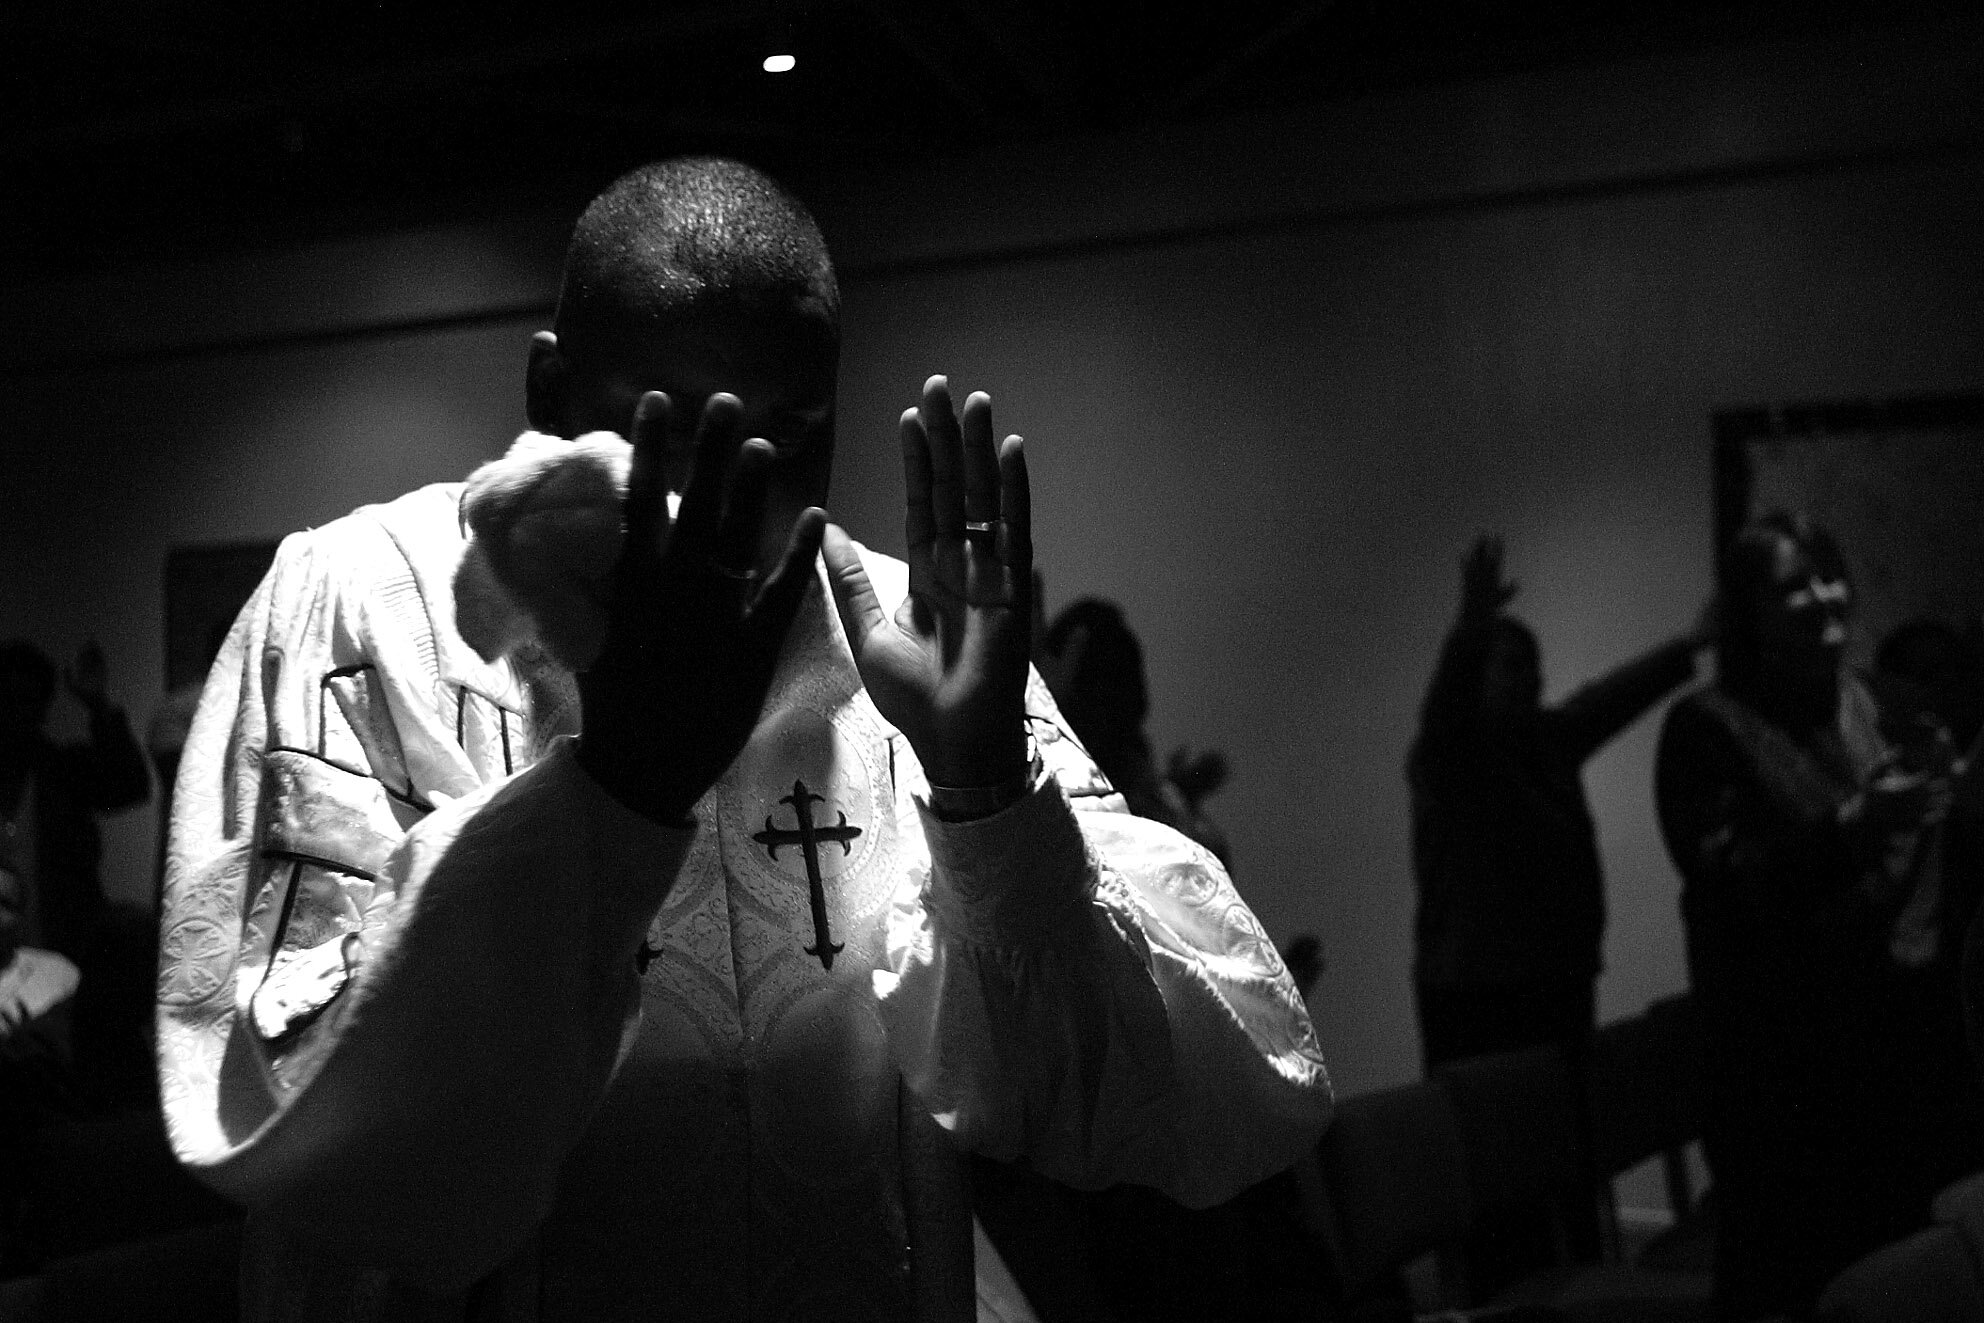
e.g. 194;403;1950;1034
1656;511;1984;1321
1876;614;1984;752
1410;536;1713;1070
0;641;150;1111
1;857;83;1268
0;878;81;1062
1281;933;1324;1004
1040;597;1233;865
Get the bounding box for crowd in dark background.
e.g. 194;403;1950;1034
5;508;1984;1323
1407;514;1984;1321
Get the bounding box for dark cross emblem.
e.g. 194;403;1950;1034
753;779;861;970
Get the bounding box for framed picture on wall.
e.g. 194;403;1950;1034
163;540;282;693
153;539;281;902
1712;391;1984;679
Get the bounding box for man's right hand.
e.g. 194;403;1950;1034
575;391;825;825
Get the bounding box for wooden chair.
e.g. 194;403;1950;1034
1437;1042;1587;1300
1436;1036;1711;1321
1309;1024;1716;1322
1584;994;1710;1270
1309;1075;1473;1313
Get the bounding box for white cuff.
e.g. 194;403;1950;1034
915;772;1097;947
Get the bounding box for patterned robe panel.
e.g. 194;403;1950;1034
159;479;1332;1323
539;587;932;1321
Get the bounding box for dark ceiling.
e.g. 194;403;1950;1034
1;0;1971;276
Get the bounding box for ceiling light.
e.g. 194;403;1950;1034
762;53;796;73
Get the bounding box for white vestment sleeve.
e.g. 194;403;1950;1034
158;519;690;1292
874;695;1332;1209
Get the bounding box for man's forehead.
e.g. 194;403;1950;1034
604;299;835;389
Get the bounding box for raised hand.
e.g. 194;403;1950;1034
824;376;1031;789
1460;533;1517;626
576;391;826;823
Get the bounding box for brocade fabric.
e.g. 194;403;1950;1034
158;477;1332;1322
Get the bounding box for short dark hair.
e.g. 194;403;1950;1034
553;157;838;369
1048;598;1149;736
0;641;56;711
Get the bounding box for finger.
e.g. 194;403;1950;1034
749;508;829;642
921;375;966;538
623;392;673;562
714;440;775;574
821;521;890;651
996;435;1031;575
672;394;745;557
1030;568;1049;661
960;391;1000;527
901;407;936;560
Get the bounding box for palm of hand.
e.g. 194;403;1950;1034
851;582;1030;783
577;391;825;822
827;377;1032;789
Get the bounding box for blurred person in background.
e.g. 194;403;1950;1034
1037;594;1233;866
1410;535;1714;1071
0;639;151;1112
1657;510;1984;1321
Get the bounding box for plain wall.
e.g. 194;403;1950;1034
4;23;1980;1109
826;157;1984;1099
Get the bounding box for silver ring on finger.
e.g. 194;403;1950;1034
963;519;998;549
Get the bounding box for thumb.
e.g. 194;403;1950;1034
823;524;889;653
749;509;829;642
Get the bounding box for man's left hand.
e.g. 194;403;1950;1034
824;376;1032;789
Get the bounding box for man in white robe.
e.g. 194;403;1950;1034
157;157;1331;1322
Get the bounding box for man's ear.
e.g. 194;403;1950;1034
525;331;567;434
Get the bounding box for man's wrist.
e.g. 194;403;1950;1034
574;735;699;828
927;749;1043;823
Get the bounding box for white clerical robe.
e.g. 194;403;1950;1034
157;479;1332;1322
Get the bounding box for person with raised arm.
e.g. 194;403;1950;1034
157;157;1330;1322
1410;535;1713;1071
